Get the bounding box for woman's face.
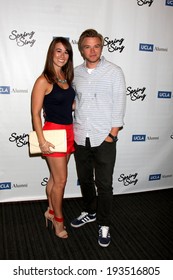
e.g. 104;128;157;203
53;42;69;69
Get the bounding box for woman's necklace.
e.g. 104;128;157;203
56;77;67;84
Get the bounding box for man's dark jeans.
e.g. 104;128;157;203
74;138;117;226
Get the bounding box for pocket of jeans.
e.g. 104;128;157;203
100;140;115;146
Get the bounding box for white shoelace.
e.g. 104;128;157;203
77;212;88;220
99;226;109;238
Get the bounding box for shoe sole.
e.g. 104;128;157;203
98;240;110;247
70;218;96;228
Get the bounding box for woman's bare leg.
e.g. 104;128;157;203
46;156;68;235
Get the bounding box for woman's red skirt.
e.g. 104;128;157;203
42;122;75;157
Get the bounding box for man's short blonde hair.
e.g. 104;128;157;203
78;29;104;53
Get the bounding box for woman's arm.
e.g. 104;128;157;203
31;75;49;146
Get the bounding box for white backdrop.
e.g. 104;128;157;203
0;0;173;202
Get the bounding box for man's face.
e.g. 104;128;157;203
81;37;102;67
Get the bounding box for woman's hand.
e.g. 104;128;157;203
39;141;55;154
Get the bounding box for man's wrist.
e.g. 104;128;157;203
108;133;118;142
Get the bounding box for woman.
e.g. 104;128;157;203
31;37;75;239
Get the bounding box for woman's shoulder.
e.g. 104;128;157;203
33;74;52;93
36;74;50;85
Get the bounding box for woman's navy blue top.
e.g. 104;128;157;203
43;83;75;124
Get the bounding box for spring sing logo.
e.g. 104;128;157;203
104;37;125;53
118;173;138;186
126;86;146;101
9;132;29;147
137;0;154;6
9;30;36;47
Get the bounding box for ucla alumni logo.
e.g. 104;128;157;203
149;174;161;181
139;43;168;52
0;182;11;190
158;91;172;99
165;0;173;6
132;134;146;141
0;86;10;94
139;43;154;52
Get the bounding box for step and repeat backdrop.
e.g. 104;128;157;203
0;0;173;202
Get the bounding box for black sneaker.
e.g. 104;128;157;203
70;212;96;228
98;226;111;247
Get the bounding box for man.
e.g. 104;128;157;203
71;29;126;247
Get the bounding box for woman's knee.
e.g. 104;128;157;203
53;177;67;189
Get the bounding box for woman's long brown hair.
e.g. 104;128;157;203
43;37;74;85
